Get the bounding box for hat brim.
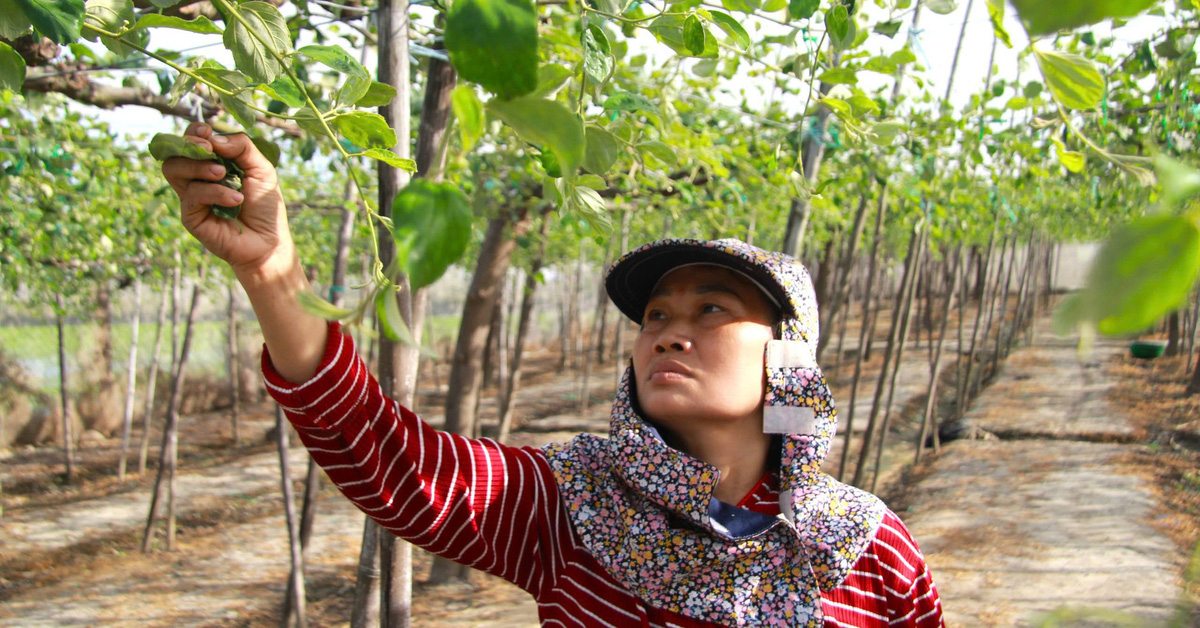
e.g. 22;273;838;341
605;240;795;324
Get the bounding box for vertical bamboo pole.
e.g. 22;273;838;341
118;274;143;482
55;293;75;484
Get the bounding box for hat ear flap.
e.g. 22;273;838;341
763;340;834;437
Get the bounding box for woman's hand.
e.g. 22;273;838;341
161;122;295;285
162;122;328;383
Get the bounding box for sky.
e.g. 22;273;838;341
79;1;1172;141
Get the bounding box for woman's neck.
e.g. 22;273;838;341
661;421;773;505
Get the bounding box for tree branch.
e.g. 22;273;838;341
23;64;302;137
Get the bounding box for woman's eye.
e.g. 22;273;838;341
701;303;723;314
645;309;665;321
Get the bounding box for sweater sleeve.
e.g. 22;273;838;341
261;322;566;596
822;510;943;627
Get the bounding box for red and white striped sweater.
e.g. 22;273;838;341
265;324;943;627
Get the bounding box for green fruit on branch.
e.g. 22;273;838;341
148;133;244;219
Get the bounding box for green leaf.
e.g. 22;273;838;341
637;140;676;167
222;1;291;85
868;120;906;145
362;148;417;172
0;42;25;92
570;184;611;233
819;97;852;116
0;0;33;40
392;179;473;289
251;136;280;167
356;81;397;108
874;20;902;38
1066;214;1200;335
261;76;305;108
297;44;369;77
376;289;424;348
603;91;660;117
451;84;485;152
818;67;858;85
147;133;217;161
297;291;356;321
985;0;1012;48
788;0;818;20
1005;96;1028;109
83;0;135;46
649;14;718;58
14;0;84;43
533;63;573;97
1050;137;1085;173
762;0;786;11
925;0;956;14
582;23;614;84
336;75;372;108
889;48;917;65
683;15;707;56
131;14;221;34
577;173;606;189
583;125;621;174
444;0;538;100
1156;155;1200;209
331;111;396;151
1034;48;1104;110
488;96;585;174
709;10;751;49
825;5;849;45
1011;0;1157;37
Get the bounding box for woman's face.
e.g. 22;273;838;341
632;264;777;431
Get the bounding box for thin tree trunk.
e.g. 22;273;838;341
992;239;1019;372
571;244;586;371
955;229;997;419
862;272;885;362
1187;348;1200;395
139;287;169;474
55;294;75;484
944;0;977;102
821;191;873;362
118;274;143;482
612;208;631;368
279;406;308;628
351;1;419;622
142;268;204;552
871;226;926;492
852;221;922;487
781;50;842;258
916;246;963;461
227;284;241;444
837;190;889;480
498;209;552;444
171;250;181;374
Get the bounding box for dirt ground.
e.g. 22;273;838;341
11;304;1192;627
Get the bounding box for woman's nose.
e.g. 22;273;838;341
654;333;692;353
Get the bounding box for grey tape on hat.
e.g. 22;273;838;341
763;405;816;435
766;340;816;369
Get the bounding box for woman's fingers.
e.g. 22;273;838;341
209;132;277;184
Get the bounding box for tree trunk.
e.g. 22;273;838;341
812;236;839;333
819;193;872;361
498;209;552;444
142;268;204;552
430;206;532;584
1187;349;1200;396
139;287;169;474
613;208;632;380
852;221;922;487
279;406;308;628
118;274;143;482
837;190;889;480
227;284;241;444
55;293;75;484
96;279;116;382
944;0;977;102
916;246;963;462
781;50;842;258
171;250;182;375
955;229;997;420
871;225;926;492
1167;312;1182;357
571;244;586;371
350;0;422;622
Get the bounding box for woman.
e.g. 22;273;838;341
163;123;943;627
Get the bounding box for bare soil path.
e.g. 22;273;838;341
900;323;1192;626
